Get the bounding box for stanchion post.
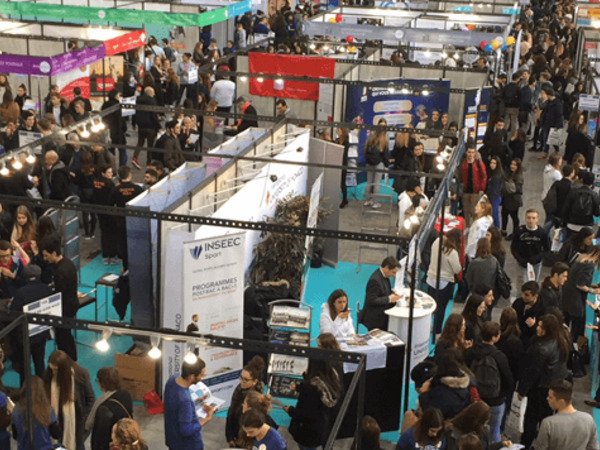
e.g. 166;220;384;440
403;235;419;413
21;315;34;450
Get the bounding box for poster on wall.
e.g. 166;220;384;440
55;66;90;102
181;232;246;406
344;78;450;165
90;55;124;96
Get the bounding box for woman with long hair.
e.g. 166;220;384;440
284;354;342;449
501;158;523;239
561;246;600;342
517;314;570;448
427;228;463;336
12;376;62;450
445;401;511;450
319;289;354;339
557;226;594;265
337;127;351;208
11;205;36;255
486;226;506;268
486;157;504;228
462;294;486;343
43;350;95;450
465;239;500;305
363;122;389;209
466;197;493;259
397;408;446;450
419;350;471;419
0;89;20;125
164;68;180;106
30;216;58;283
565;110;593;165
434;313;467;360
111;418;148;450
225;356;266;446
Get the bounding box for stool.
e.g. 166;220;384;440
95;273;119;321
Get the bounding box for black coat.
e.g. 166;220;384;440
134;94;160;129
101;99;126;146
91;390;133;450
562;261;595;318
562;185;600;227
565;130;593;166
539;278;562;311
419;372;471;419
465;342;514;406
237;104;258;133
501;172;523;212
360;269;392;331
497;332;524;385
540;97;564;130
44;162;72;201
225;383;263;443
551;178;572;220
518;339;569;395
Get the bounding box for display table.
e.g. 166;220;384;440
338;342;405;438
385;288;436;371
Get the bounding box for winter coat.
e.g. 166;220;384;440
562;261;595;318
539;277;563;311
459;159;487;193
562;185;600;227
91;390;133;450
497;332;524;385
418;371;471;419
512;296;546;348
288;376;340;447
540;97;564;130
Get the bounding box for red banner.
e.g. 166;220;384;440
248;53;336;101
104;30;146;56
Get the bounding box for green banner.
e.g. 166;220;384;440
0;1;230;27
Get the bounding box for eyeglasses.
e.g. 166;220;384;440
240;375;254;383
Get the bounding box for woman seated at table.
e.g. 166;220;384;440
319;289;355;340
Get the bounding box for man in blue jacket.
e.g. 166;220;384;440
164;359;215;450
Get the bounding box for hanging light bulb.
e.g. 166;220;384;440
11;159;22;170
184;349;198;364
239;76;248;82
147;335;162;360
26;154;36;164
0;165;9;177
95;329;112;353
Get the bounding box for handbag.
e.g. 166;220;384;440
547;127;566;148
494;262;512;298
143;390;164;415
507;392;527;433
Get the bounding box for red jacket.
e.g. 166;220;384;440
460;159;487;193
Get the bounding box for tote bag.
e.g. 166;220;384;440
506;392;527;433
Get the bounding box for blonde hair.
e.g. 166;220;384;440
112;419;146;450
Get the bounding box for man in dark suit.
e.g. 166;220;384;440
360;256;401;330
10;264;52;383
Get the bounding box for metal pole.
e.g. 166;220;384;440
21;315;34;450
155;217;162;329
356;357;366;449
433;188;447;342
403;235;419;413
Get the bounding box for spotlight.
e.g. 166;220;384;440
401;87;410;94
403;218;412;230
441;51;448;58
323;45;330;52
309;43;316;50
409;215;420;225
256;76;264;83
239;76;248;82
453;53;460;60
424;50;431;57
435;155;444;163
95;329;112;352
184;349;198;364
0;166;8;177
26;154;36;164
148;335;162;359
422;89;430;96
11;159;22;170
80;126;90;138
436;162;445;171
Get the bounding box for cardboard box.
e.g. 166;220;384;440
115;348;156;401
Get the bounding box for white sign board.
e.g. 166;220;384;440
181;232;246;406
579;94;600;112
23;293;62;336
18;131;43;150
268;354;308;376
305;173;323;252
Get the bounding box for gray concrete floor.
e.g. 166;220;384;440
77;139;596;448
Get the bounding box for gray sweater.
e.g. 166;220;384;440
465;256;499;291
532;410;598;450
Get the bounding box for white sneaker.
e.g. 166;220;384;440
364;199;373;207
372;202;382;209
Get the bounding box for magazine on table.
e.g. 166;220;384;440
189;381;226;419
367;329;403;346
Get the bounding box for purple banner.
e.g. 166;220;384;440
0;54;52;76
50;46;105;75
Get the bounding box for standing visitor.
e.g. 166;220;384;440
465;197;493;260
43;350;95;450
426;229;463;337
363;125;389;209
531;380;599;450
164;359;215;450
486;157;504;228
360;256;400;331
510;208;549;282
458;146;487;227
512;281;546;348
501;158;523;239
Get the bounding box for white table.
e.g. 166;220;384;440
385;288;436;371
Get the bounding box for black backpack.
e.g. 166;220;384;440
569;189;594;221
503;83;521;108
471;352;502;399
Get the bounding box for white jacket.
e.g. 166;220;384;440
466;215;493;259
319;303;355;339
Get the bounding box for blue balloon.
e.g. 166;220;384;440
484;44;493;52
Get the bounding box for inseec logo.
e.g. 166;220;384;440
189;237;242;260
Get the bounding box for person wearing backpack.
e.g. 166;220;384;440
465;321;514;443
503;72;522;133
561;171;600;241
